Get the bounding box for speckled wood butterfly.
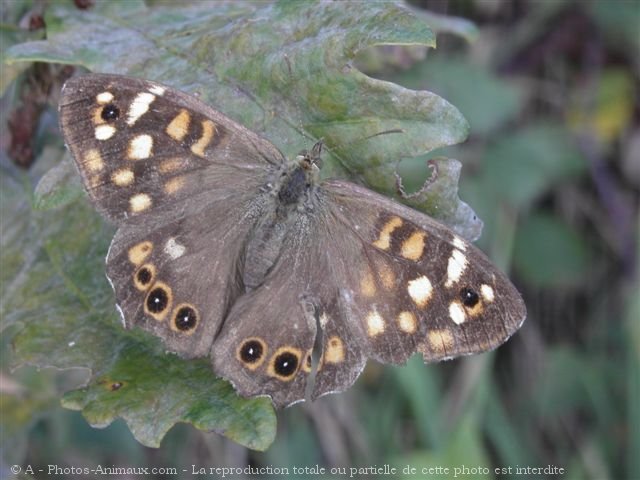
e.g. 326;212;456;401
59;74;526;408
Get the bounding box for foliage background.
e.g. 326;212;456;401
1;1;638;479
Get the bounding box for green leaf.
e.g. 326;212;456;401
398;157;483;240
0;0;45;95
395;56;523;136
411;8;479;43
33;154;83;211
59;348;274;450
5;0;472;230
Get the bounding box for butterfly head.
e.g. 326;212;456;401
295;140;323;172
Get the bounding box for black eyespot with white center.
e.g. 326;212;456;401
174;305;197;331
460;287;480;308
240;339;264;364
273;351;299;378
146;287;169;313
101;103;120;122
237;337;267;370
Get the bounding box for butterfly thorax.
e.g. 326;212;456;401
243;144;323;290
274;142;322;209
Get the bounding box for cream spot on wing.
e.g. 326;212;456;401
129;193;152;213
324;336;345;364
378;261;395;289
397;311;417;334
96;91;114;104
366;309;385;336
84;149;103;172
401;230;427;261
111;168;134;186
445;249;468;287
128;134;153;160
466;300;484;318
166;109;191;142
164;237;186;259
164;176;185;195
126;92;155;125
128;241;153;265
407;275;433;308
372;216;403;250
427;329;454;354
360;271;376;297
92;107;105;126
481;284;495;303
319;312;329;328
449;302;466;325
452;235;467;251
95;124;116;140
148;84;165;96
191;119;216;157
88;175;101;189
158;158;186;174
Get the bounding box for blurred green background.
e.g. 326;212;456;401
1;0;638;479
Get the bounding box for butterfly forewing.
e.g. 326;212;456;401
58;74;282;223
322;179;525;366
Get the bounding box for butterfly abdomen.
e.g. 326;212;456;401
243;153;322;290
243;217;288;290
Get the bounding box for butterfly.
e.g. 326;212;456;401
58;73;526;408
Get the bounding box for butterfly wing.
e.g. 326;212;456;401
59;74;283;223
104;193;267;358
311;179;526;398
59;74;283;357
211;179;526;407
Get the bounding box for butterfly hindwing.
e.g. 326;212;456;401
105;189;265;358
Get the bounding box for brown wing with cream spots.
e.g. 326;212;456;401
308;179;526;400
59;74;283;224
209;179;525;407
105;186;267;359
